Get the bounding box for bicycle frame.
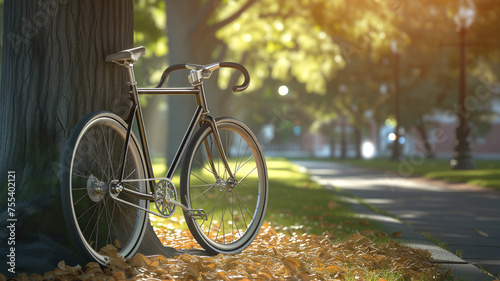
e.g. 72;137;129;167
115;62;234;210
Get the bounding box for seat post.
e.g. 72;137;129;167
124;62;137;89
122;61;141;105
121;61;156;188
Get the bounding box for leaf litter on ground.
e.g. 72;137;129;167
3;221;445;281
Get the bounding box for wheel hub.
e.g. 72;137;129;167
216;178;237;192
109;180;123;199
87;175;108;202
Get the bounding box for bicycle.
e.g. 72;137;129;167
61;46;268;265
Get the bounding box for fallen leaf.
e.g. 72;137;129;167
474;228;489;237
129;253;153;267
110;271;126;281
216;271;231;281
57;260;66;270
42;271;56;279
184;263;200;278
109;256;128;270
327;265;340;272
114;238;122;249
256;272;273;280
328;200;338;210
391;230;402;238
297;272;313;280
99;244;119;258
282;257;301;269
361;229;376;237
27;274;42;281
17;274;29;281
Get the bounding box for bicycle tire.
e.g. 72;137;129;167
61;111;148;265
180;117;268;254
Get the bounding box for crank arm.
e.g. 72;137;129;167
161;197;208;221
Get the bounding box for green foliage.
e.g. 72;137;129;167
133;0;500;146
133;0;168;86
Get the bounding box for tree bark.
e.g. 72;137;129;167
339;116;347;159
329;122;336;159
353;125;362;159
415;121;435;158
0;0;181;274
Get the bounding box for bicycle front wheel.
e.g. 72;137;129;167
181;117;268;254
61;111;148;265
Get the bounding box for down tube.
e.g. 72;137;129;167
165;106;204;179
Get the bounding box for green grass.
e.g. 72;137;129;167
332;158;500;190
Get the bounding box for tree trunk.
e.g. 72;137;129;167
164;0;252;163
165;0;213;163
340;117;347;159
325;121;336;158
354;125;362;159
0;0;182;274
329;131;336;159
415;121;435;158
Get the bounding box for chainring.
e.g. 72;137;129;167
154;179;177;218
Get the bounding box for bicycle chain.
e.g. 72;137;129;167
111;192;208;221
111;195;173;219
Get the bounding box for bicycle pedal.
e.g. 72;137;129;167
188;209;207;220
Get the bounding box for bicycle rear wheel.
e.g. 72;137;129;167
180;117;268;254
61;111;148;265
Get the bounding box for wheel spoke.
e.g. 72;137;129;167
191;184;217;206
236;191;248;231
80;135;108;181
101;126;115;181
190;171;211;186
73;191;91;206
237;166;258;184
77;202;98;221
234;154;253;176
195;157;216;177
232;190;255;217
237;181;260;195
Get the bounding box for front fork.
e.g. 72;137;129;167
201;116;236;184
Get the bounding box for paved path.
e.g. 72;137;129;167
293;160;500;280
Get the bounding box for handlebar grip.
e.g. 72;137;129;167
220;62;250;92
155;64;188;88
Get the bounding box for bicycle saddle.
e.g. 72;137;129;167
105;46;146;63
